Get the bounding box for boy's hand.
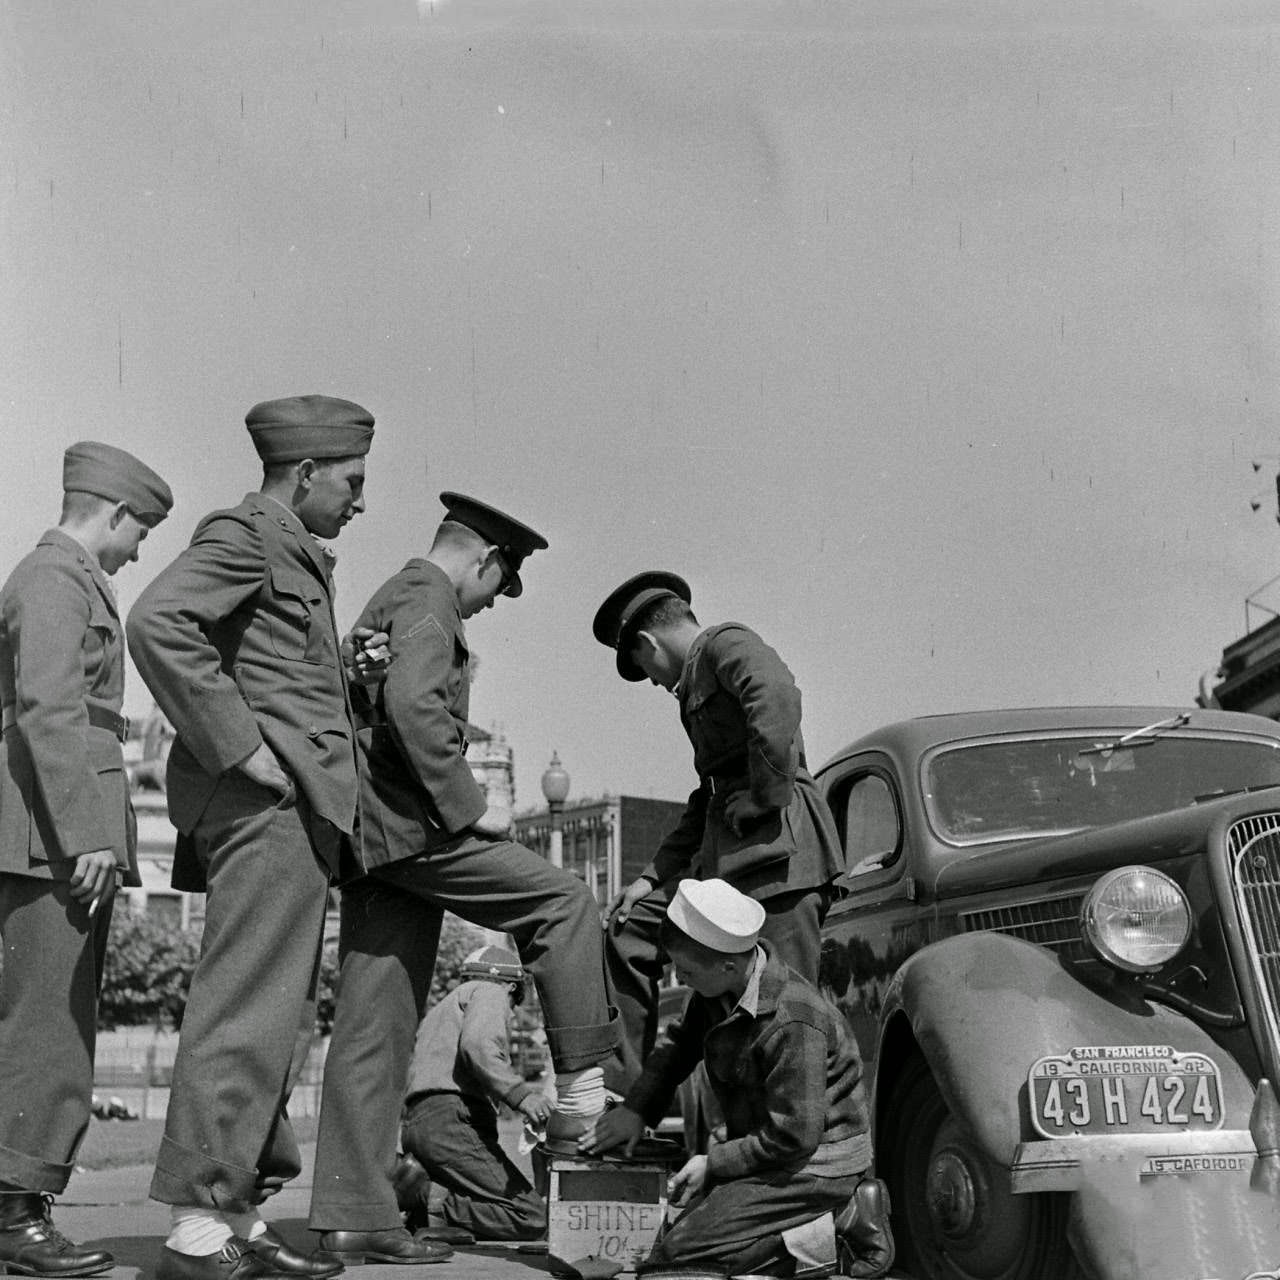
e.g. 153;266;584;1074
667;1154;710;1206
518;1092;552;1125
577;1104;644;1156
722;792;774;837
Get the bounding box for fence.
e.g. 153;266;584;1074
92;1032;329;1120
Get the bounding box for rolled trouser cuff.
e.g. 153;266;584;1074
544;1006;620;1073
149;1134;264;1212
0;1143;73;1194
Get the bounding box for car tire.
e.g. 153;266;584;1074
882;1052;1082;1280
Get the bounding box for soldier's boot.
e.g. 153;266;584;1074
834;1178;894;1280
0;1193;114;1278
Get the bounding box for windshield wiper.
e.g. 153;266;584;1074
1076;712;1192;757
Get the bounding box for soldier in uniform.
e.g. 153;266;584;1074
126;396;393;1280
592;572;842;1092
308;493;618;1264
0;442;172;1277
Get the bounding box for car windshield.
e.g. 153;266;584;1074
924;732;1280;846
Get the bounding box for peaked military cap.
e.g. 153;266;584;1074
63;441;174;525
439;491;548;599
592;570;691;681
245;395;375;464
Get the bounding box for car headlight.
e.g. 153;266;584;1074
1081;866;1191;973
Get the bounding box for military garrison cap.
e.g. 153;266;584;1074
245;395;375;464
439;491;547;599
62;441;173;525
592;570;691;681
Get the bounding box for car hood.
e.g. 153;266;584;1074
930;784;1280;897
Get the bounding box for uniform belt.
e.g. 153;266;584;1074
1;703;129;742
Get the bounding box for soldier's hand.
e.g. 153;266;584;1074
342;626;393;685
236;743;294;804
517;1092;552;1126
578;1104;644;1156
603;876;654;929
70;849;117;916
722;791;774;838
472;807;513;839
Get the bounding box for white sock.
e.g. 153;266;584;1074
166;1208;233;1256
225;1211;267;1242
554;1065;605;1115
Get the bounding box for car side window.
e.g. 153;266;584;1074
839;771;902;876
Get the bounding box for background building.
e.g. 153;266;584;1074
515;794;686;905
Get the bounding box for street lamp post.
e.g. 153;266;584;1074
540;751;570;870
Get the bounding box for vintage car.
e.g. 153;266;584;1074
815;706;1280;1280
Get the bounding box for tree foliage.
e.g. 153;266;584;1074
315;912;487;1033
99;908;202;1029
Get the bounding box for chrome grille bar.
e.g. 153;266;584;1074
959;894;1088;962
1227;814;1280;1070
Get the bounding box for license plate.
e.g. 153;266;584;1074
1027;1045;1224;1138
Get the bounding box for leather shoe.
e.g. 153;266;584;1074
411;1225;474;1247
0;1194;113;1278
248;1229;343;1277
542;1107;603;1156
316;1228;452;1265
834;1177;895;1280
154;1237;289;1280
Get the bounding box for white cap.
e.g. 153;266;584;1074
666;878;765;953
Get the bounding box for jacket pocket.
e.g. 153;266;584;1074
267;568;331;665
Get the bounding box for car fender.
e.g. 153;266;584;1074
877;931;1257;1167
876;931;1280;1280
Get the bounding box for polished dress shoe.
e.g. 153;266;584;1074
834;1177;895;1280
248;1229;343;1277
315;1228;452;1265
0;1194;113;1278
155;1236;284;1280
542;1106;604;1155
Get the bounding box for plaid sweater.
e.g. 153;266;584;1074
625;943;872;1181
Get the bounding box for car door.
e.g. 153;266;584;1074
819;752;933;1068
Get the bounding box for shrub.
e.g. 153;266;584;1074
99;909;202;1029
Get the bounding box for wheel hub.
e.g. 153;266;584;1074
925;1145;985;1242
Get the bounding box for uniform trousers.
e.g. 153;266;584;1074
0;875;113;1193
646;1167;859;1275
150;774;333;1213
605;881;827;1094
401;1093;546;1241
309;832;616;1232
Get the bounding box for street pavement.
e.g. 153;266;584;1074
58;1133;914;1280
59;1138;554;1280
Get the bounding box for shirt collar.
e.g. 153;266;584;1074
731;946;767;1017
674;625;713;698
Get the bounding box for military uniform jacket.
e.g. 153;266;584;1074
348;559;487;872
642;622;842;900
126;494;358;889
0;528;138;882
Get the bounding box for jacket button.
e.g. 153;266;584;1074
307;726;320;738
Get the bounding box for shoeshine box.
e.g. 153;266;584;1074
546;1156;671;1275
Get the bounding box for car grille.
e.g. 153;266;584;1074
1226;813;1280;1067
958;894;1089;962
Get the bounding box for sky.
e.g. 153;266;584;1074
3;0;1280;811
